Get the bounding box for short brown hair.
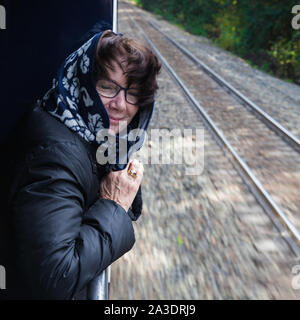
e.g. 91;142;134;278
94;30;161;108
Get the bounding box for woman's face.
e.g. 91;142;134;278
96;60;139;135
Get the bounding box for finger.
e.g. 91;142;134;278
126;160;132;169
126;160;138;174
131;158;142;166
130;159;144;173
119;161;133;178
127;167;138;180
127;166;143;182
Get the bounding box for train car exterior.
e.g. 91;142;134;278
0;0;117;300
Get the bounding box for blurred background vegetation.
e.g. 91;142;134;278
132;0;300;85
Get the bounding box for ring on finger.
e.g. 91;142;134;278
128;168;138;179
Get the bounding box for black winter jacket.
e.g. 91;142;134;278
2;103;140;299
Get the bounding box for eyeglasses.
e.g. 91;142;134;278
96;79;139;105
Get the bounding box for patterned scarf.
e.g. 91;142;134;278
41;32;154;171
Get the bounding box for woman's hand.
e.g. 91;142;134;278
99;159;144;212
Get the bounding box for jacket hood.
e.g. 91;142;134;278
41;31;154;171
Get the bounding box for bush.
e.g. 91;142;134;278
268;32;300;83
132;0;300;84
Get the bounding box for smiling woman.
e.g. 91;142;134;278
95;60;140;135
94;30;160;110
4;27;161;299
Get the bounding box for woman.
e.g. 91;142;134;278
5;29;161;299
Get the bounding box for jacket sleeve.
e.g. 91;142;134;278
128;186;143;221
9;141;135;299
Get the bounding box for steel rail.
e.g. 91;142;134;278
128;14;300;256
145;19;300;153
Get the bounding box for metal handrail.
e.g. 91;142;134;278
87;267;111;300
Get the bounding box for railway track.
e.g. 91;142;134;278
109;2;300;299
123;1;300;256
146;20;300;153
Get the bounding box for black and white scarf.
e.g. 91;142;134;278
41;31;154;171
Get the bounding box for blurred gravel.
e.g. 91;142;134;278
109;1;300;300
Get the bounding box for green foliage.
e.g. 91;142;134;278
214;11;242;51
133;0;300;84
268;31;300;80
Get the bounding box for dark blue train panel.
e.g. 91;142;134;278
0;0;113;143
